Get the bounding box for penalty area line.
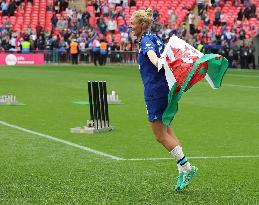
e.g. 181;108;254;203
0;120;124;161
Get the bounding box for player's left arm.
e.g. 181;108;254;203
147;50;165;71
141;37;165;71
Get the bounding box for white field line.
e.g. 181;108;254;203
0;120;124;161
200;82;259;89
1;120;258;161
126;155;259;161
227;74;259;78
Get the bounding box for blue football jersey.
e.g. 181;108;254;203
138;31;169;101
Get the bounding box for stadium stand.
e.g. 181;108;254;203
197;0;259;40
0;0;258;68
0;0;53;33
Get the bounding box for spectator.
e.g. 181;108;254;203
36;35;45;50
27;25;32;35
60;0;69;12
66;7;73;18
70;38;79;64
239;41;246;68
243;42;250;68
1;0;9;16
1;32;10;51
54;0;60;13
162;24;171;39
220;41;230;59
29;35;36;52
250;1;256;18
17;2;24;13
108;0;117;7
9;33;17;50
168;24;177;37
82;10;91;26
20;36;30;53
233;0;238;6
224;29;232;48
220;11;227;26
168;8;177;25
180;23;187;38
231;41;239;68
197;0;204;16
243;6;250;20
103;3;109;17
107;17;117;34
202;12;210;26
122;0;128;7
248;41;256;69
98;18;107;35
243;0;249;7
99;38;108;65
45;35;53;56
77;10;84;28
239;26;246;40
4;19;12;32
237;8;243;21
36;22;43;36
214;8;221;26
52;35;60;63
118;20;128;32
214;0;220;7
188;11;195;35
204;0;211;11
110;41;121;62
151;19;162;33
51;13;58;31
92;36;100;66
57;18;67;32
153;9;159;21
78;38;87;62
110;7;117;19
121;30;129;43
8;0;16;16
14;0;22;6
117;7;125;18
129;0;136;7
115;0;121;6
93;0;101;17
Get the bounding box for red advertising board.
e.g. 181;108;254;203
0;54;44;65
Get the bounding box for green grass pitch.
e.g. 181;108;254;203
0;65;258;204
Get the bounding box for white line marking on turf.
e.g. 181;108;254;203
229;74;259;78
126;155;259;161
0;120;124;161
201;82;259;89
227;74;259;78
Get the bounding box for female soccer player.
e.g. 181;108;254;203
130;8;197;190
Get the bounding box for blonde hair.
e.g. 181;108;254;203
132;8;153;31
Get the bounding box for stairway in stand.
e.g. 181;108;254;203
69;0;85;11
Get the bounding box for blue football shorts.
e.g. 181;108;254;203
145;97;168;122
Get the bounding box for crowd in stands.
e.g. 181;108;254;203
0;0;258;68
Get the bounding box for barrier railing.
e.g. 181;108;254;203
0;50;138;65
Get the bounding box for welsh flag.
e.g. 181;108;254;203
161;36;229;126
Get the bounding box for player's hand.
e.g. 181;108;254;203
157;57;165;71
